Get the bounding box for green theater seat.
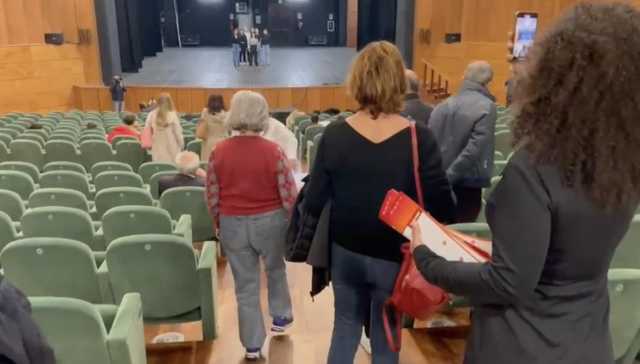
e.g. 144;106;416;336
101;205;191;246
160;187;215;242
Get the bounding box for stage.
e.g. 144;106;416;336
122;47;358;88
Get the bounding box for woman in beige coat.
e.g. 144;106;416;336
144;93;184;163
196;94;228;161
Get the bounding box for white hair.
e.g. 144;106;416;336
175;151;200;175
225;91;270;133
464;61;494;85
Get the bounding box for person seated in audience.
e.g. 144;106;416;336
84;122;98;130
401;69;433;125
107;113;140;144
429;61;497;223
285;109;307;129
143;98;158;112
196;94;228;162
157;151;205;197
411;4;640;364
144;93;184;163
206;90;296;361
310;113;320;125
322;108;341;116
304;41;456;364
27;122;43;130
262;117;298;171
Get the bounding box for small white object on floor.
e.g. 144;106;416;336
426;318;458;328
360;331;371;355
151;332;186;344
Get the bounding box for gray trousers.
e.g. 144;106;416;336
219;208;293;349
113;101;124;113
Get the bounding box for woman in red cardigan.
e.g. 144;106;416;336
205;90;297;361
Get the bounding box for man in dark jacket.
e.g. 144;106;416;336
429;61;497;222
401;69;433;125
239;29;248;65
158;151;205;197
109;75;126;113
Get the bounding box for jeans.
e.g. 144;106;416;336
113;101;124;113
232;44;240;68
248;46;258;66
219;209;293;350
240;47;247;63
327;244;401;364
261;45;270;66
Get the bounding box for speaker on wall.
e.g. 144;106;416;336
44;33;65;45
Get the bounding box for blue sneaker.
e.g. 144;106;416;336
271;317;294;335
245;348;261;361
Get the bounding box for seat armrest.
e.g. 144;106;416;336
197;241;218;340
174;214;193;245
97;260;114;303
107;293;147;364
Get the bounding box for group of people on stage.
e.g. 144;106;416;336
232;28;271;68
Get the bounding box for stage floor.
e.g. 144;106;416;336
123;47;357;88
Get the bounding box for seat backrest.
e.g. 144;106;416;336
138;162;177;184
24;129;49;139
0;211;20;251
0;170;36;200
448;223;492;240
29;297;111;364
102;206;173;245
160;187;214;242
112;135;137;147
0;128;19;139
94;171;144;192
49;134;78;144
28;188;91;212
608;269;640;362
16;134;45;147
1;238;103;303
91;161;133;180
94;187;153;218
0;189;25;221
0;133;12;147
0;161;40;182
494;130;512;156
80;141;115;169
149;171;178;199
45;140;82;165
43;161;87;175
21;207;97;250
106;234;200;318
115;140;147;171
611;215;640;269
186;140;202;156
39;171;92;198
9;140;45;170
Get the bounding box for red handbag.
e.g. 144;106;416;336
382;123;449;353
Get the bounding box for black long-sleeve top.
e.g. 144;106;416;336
305;119;456;262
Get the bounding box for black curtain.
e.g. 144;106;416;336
138;0;163;57
115;0;143;72
357;0;397;50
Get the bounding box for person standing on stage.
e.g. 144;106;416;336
261;29;271;66
232;28;241;69
110;75;127;113
239;28;248;65
248;30;260;67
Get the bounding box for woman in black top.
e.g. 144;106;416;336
305;41;455;364
412;4;640;364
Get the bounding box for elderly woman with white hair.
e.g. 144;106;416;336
157;151;206;197
205;90;296;361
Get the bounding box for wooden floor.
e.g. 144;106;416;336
144;255;468;364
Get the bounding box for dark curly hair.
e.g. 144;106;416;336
512;2;640;210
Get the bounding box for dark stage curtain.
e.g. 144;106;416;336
138;0;163;57
115;0;163;73
357;0;397;50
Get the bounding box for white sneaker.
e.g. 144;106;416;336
245;348;261;361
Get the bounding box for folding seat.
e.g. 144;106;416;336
0;128;19;139
494;130;512;156
448;223;492;240
91;161;133;180
0;133;12;146
183;134;196;146
102;206;191;246
493;160;508;177
115;140;147;171
29;293;146;364
0;161;40;182
94;171;144;192
138;162;177;184
111;135;138;147
149;171;178;199
28;188;92;215
106;234;217;339
1;238;113;303
16;134;45;147
45;141;83;165
0;211;21;251
494;151;505;161
186;139;202;156
80;134;106;143
608;269;640;364
80;141;116;170
21;207;104;251
43;161;87;175
160;187;215;242
9;140;45;170
611;216;640;269
0;190;25;222
39;171;94;199
4;123;26;134
482;176;502;201
0;170;36;200
25;128;50;140
49;133;78;144
94;187;153;219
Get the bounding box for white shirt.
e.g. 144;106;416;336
262;118;298;161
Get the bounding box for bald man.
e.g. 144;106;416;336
401;69;433;125
429;61;497;222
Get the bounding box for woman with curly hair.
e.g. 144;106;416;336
411;3;640;364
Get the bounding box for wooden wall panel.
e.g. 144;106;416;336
73;85;358;114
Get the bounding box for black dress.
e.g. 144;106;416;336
414;149;636;364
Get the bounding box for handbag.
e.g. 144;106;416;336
382;123;449;353
141;124;153;149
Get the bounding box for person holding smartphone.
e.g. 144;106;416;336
110;75;127;113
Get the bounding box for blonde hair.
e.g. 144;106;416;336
155;93;176;128
225;90;269;133
347;41;407;119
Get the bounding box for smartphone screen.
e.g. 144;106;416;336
513;12;538;60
